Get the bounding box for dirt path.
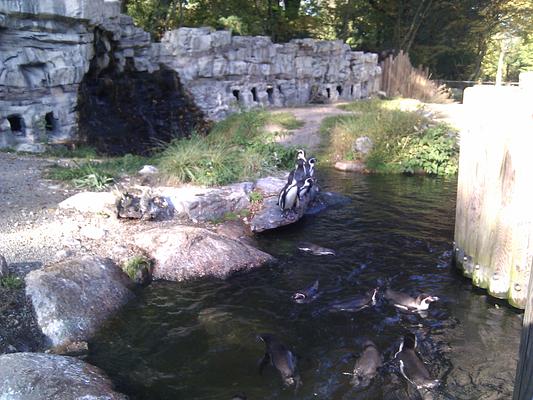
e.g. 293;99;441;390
272;103;352;151
425;102;468;132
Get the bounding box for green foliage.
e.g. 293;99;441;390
45;145;99;159
123;256;152;281
0;275;23;290
321;99;458;175
267;112;305;130
157;110;297;186
249;191;263;203
46;154;149;190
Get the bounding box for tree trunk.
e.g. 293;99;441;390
495;43;506;86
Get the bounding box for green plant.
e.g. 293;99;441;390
249;191;263;203
0;275;23;289
123;256;152;281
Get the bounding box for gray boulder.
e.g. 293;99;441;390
0;352;127;400
134;226;274;281
250;186;319;233
0;254;8;277
353;136;373;155
25;256;135;348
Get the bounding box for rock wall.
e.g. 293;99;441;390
0;0;381;151
159;28;381;120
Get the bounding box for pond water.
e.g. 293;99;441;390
89;170;522;400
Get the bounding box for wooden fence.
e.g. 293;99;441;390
453;82;533;309
380;50;451;103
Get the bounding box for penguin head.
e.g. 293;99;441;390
401;333;417;351
308;157;317;166
417;294;439;309
292;292;307;303
297;149;306;161
362;339;377;350
303;177;313;188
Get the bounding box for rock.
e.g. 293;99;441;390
353;136;373;155
121;256;153;286
25;256;135;348
138;165;159;174
250;185;319;233
254;176;286;196
133;226;274;281
116;191;170;220
14;143;46;153
0;254;8;277
335;160;367;172
58;192;117;214
159;182;253;222
0;352;127;400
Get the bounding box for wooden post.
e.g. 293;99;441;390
513;255;533;400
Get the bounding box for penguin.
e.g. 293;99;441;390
292;280;319;304
349;340;382;388
277;178;298;213
297;177;313;200
258;334;302;388
297;242;336;256
394;333;439;390
296;149;307;162
384;289;439;312
306;157;317;178
294;158;307;184
329;288;378;313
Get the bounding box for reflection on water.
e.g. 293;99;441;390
89;170;522;400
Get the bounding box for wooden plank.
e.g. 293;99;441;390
513;255;533;400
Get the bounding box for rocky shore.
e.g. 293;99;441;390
0;151;327;398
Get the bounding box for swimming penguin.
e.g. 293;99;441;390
306;157;317;178
258;334;302;388
349;340;382;388
231;393;247;400
297;242;336;256
384;289;439;312
329;288;378;313
297;177;313;200
277;177;298;213
292;280;319;304
395;333;439;390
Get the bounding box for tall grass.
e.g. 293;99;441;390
158;110;298;186
321;99;458;174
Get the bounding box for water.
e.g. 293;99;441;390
89;170;522;400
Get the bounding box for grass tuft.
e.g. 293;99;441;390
0;275;23;289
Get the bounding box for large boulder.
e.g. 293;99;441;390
0;352;127;400
25;256;135;348
134;226;274;281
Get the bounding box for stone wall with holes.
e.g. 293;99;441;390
0;0;381;151
158;28;381;120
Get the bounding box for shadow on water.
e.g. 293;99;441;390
88;169;522;400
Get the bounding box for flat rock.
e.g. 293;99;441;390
335;160;367;172
133;225;274;281
0;352;127;400
25;256;135;348
250;186;319;233
58;192;117;214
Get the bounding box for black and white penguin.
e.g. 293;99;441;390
394;333;439;389
384;289;439;312
294;158;307;184
297;177;313;200
292;280;319;304
329;288;378;313
297;149;307;162
277;178;299;213
258;334;302;388
306;157;317;178
349;340;382;388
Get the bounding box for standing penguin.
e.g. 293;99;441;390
258;334;302;388
306;157;317;178
394;333;439;390
349;340;382;388
297;177;314;200
278;178;299;213
293;158;307;184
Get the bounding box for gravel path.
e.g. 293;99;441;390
272;103;352;151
